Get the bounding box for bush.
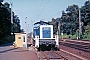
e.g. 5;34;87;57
0;35;15;45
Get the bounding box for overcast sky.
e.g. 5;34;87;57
3;0;86;33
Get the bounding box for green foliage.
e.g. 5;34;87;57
13;15;21;33
82;25;90;40
50;1;90;40
0;35;15;45
59;34;77;39
0;1;21;39
61;4;79;35
81;1;90;26
0;2;11;38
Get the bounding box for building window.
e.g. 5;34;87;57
23;36;25;42
18;37;21;39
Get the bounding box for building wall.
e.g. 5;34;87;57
15;34;23;47
15;33;27;48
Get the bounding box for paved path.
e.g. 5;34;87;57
0;46;39;60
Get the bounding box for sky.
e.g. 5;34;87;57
3;0;86;33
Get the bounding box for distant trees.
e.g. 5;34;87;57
81;1;90;26
51;1;90;36
0;1;21;39
61;4;79;35
51;4;79;35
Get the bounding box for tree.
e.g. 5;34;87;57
60;5;79;35
0;2;21;39
13;15;21;33
50;1;90;37
81;1;90;26
0;2;11;38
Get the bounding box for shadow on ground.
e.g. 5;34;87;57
0;48;18;53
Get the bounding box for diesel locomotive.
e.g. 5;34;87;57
32;21;59;50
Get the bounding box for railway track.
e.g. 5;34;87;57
59;39;90;60
59;39;90;52
37;50;67;60
60;39;90;43
59;45;90;60
30;39;90;60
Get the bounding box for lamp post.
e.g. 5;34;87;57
25;17;28;48
31;20;34;46
10;2;13;35
79;8;82;39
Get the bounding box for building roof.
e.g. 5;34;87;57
34;20;49;25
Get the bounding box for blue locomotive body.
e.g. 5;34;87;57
33;26;51;38
33;26;40;38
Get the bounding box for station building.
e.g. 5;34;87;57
14;33;27;48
